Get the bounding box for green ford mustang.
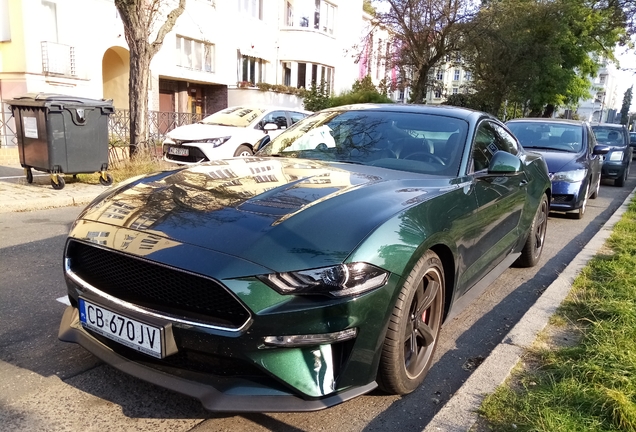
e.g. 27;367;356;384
58;104;551;411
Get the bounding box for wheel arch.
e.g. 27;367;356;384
429;243;455;322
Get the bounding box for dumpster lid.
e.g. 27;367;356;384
8;93;113;108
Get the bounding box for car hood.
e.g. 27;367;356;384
167;123;246;141
76;158;453;273
529;149;586;174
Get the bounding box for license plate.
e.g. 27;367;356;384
168;146;189;156
79;298;163;358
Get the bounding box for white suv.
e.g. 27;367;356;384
163;106;310;164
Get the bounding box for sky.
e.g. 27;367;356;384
614;47;636;111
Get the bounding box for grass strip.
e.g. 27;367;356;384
477;198;636;432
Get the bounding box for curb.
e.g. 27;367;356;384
423;185;636;432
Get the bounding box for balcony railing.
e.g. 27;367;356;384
41;41;76;76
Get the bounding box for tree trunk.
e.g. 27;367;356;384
411;66;430;104
128;43;150;157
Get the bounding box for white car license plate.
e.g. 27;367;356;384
79;298;163;358
168;146;189;156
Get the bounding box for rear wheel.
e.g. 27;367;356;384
233;145;253;157
516;194;548;267
25;168;33;184
377;250;444;395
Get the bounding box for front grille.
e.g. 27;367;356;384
88;329;267;378
552;194;574;203
67;240;250;328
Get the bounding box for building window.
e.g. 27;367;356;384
599;75;606;84
240;55;265;85
285;0;336;35
283;62;292;86
454;69;460;81
436;69;444;80
286;61;333;91
434;90;442;98
452;87;459;95
42;1;58;43
464;71;472;81
239;0;262;19
177;36;214;72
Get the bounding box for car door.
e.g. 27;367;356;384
460;120;527;290
585;124;602;188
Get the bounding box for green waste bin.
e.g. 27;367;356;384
9;93;114;190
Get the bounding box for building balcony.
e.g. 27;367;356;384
41;41;76;77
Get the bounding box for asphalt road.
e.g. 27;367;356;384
1;172;634;432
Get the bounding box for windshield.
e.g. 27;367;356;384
200;107;265;127
507;122;583;153
258;109;468;176
592;127;627;146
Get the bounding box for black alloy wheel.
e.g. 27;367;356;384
377;250;444;395
515;193;549;267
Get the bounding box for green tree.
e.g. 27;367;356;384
376;0;472;103
363;0;376;15
114;0;186;155
620;86;633;124
459;0;626;117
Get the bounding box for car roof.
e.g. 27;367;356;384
226;106;311;114
507;118;587;126
320;103;493;122
591;123;626;129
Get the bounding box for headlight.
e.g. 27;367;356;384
260;262;389;297
608;151;623;161
552;169;587;183
201;136;231;147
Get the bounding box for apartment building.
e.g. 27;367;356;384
0;0;364;147
573;60;621;123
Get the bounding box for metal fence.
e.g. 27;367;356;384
0;107;202;148
108;109;203;145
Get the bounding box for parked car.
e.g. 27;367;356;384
59;104;551;412
630;131;636;155
507;118;608;219
162;106;311;164
591;123;633;186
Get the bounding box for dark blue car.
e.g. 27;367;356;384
507;118;608;219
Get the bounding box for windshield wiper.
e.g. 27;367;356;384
525;146;572;152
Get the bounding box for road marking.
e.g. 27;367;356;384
57;296;71;306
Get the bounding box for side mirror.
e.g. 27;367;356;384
592;144;610;155
264;123;279;132
488;151;522;174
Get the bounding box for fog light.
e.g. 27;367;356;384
264;328;358;347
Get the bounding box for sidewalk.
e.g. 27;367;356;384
0;165;107;213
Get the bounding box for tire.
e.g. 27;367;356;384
377;250;445;395
233;145;253;157
615;167;627;187
25;168;33;184
99;173;113;186
51;175;65;190
590;175;600;199
515;194;548;267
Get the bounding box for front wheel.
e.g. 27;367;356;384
233;144;253;157
377;250;444;395
515;194;548;267
615;167;627;187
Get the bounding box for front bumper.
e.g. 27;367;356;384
59;306;376;412
601;161;627;180
549;180;586;212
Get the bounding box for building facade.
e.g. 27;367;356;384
0;0;365;147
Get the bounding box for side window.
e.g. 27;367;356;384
289;111;307;125
472;122;503;171
259;111;288;130
492;123;519;155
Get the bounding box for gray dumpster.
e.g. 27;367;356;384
9;93;114;189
